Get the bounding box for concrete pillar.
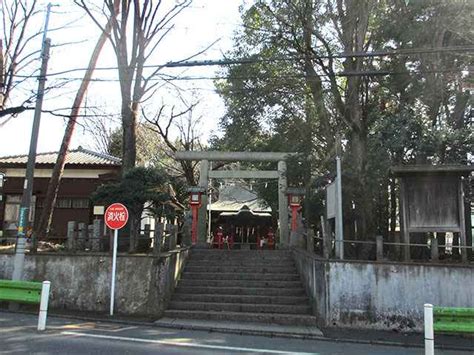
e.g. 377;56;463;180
87;224;93;250
143;224;151;252
458;182;467;262
400;180;411;261
376;235;383;261
169;224;177;250
66;221;77;251
431;237;439;262
92;219;103;252
321;216;331;258
307;229;315;253
77;222;86;251
181;211;192;246
197;159;209;247
278;160;289;247
154;222;163;257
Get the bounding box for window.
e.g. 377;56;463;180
72;198;89;209
37;198;90;209
4;195;35;222
52;198;90;209
56;198;72;209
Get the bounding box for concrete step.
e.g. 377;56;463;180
174;286;306;296
178;278;302;288
191;250;290;256
155;317;324;338
189;251;293;261
184;265;296;274
187;259;295;265
189;256;294;262
172;293;309;305
185;260;295;268
163;309;318;326
181;272;300;281
168;301;311;315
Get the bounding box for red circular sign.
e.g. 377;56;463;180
105;203;129;230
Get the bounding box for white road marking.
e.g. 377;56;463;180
61;331;319;354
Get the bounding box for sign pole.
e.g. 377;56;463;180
104;202;128;317
110;228;118;316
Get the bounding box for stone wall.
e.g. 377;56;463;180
292;248;328;328
292;248;474;331
0;248;190;317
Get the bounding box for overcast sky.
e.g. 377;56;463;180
0;0;245;157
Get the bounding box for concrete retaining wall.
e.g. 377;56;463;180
0;248;190;317
292;248;474;331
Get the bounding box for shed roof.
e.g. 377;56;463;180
0;147;121;168
391;164;473;176
220;210;272;217
210;184;271;213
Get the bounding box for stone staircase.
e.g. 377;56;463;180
163;249;317;326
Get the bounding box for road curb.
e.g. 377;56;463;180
2;309;472;352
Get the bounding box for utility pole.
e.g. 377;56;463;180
207;162;212;240
335;135;344;260
0;40;4;109
11;4;53;280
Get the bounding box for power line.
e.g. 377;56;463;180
13;45;474;79
16;67;470;85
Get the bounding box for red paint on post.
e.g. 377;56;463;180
105;203;129;230
191;205;199;245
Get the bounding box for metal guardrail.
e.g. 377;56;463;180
424;304;474;355
433;306;474;333
0;279;51;331
0;280;42;303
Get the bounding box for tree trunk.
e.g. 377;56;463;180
450;91;469;130
349;128;374;258
33;14;116;247
338;0;373;258
128;213;141;253
121;99;137;173
180;160;196;186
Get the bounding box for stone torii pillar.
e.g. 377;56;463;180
278;160;289;246
197;159;209;246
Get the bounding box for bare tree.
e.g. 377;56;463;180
33;0;120;243
0;1;90;125
82;112;121;155
76;0;195;174
0;0;42;126
142;98;201;186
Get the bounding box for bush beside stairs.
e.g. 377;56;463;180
163;249;318;326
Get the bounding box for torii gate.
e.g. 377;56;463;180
175;151;298;247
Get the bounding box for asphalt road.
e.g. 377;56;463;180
0;311;470;355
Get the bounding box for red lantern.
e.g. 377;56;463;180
287;188;305;232
188;187;205;245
